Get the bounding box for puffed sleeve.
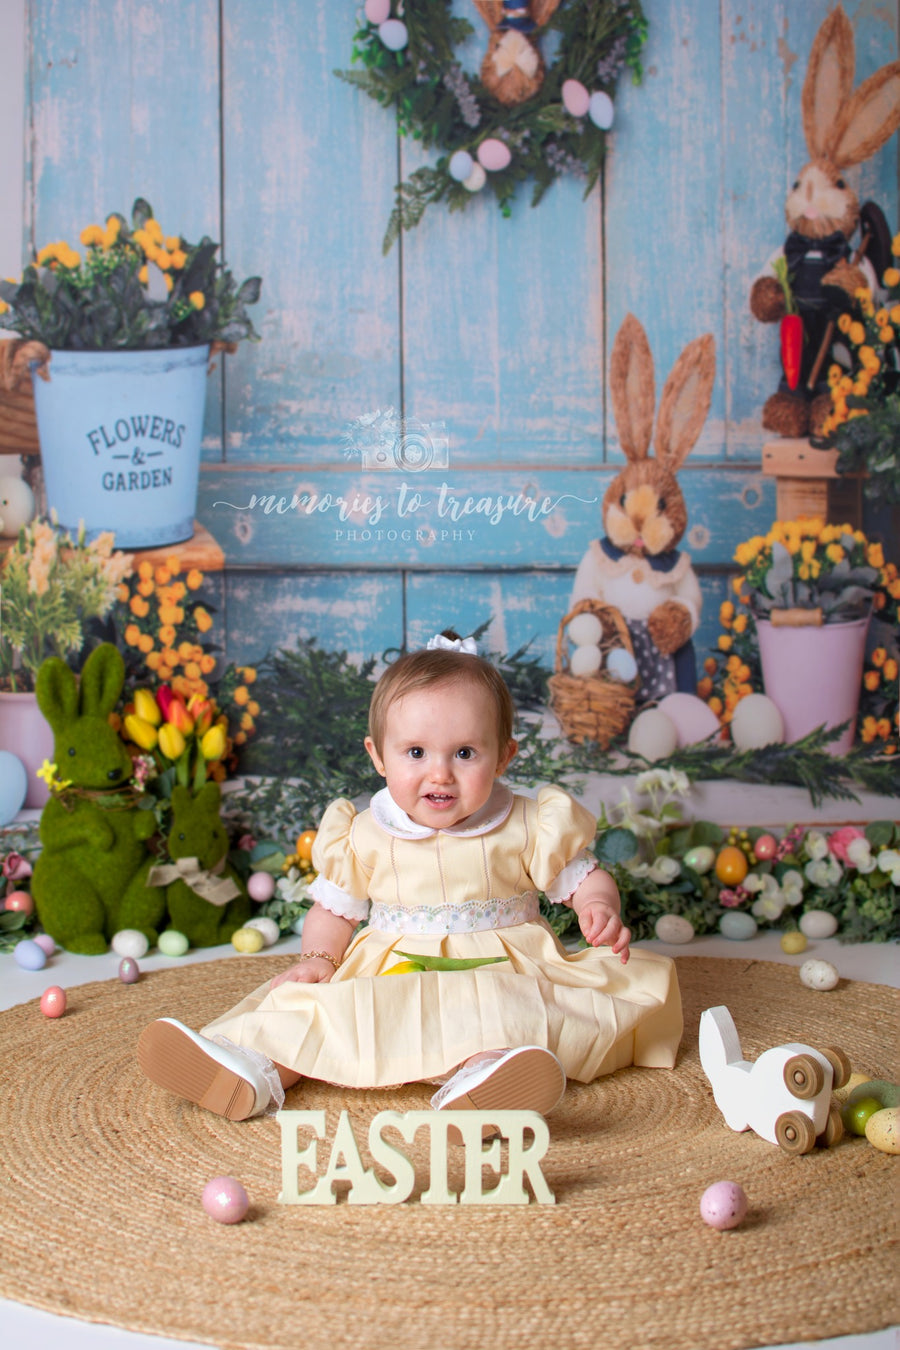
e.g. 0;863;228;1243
528;785;599;904
308;798;372;923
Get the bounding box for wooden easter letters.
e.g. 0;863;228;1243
277;1109;555;1206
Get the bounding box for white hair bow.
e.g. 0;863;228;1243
425;634;479;655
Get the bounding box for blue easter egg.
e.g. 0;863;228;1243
0;750;27;826
588;91;615;130
379;18;408;50
718;911;758;941
449;150;474;182
14;938;48;971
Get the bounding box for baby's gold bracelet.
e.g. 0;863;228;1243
298;950;341;970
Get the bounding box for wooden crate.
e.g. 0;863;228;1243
761;439;864;528
1;520;224;570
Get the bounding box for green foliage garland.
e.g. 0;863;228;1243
336;0;647;252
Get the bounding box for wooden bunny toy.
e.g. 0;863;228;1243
750;4;900;438
474;1;561;106
570;313;715;703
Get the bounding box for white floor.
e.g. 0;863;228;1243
1;928;897;1350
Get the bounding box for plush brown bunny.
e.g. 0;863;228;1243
750;5;900;438
570;314;716;704
473;1;561;106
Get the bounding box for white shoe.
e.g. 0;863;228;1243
137;1018;283;1120
430;1046;566;1116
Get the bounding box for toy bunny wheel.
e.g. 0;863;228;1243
774;1111;818;1156
821;1045;852;1089
474;1;561;105
783;1053;825;1100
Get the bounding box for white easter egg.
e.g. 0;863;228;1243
0;477;35;536
463;163;487;193
731;694;785;750
606;648;638;683
719;911;758;941
627;708;678;762
448;150;474;182
364;0;391;24
654;914;695;944
477;137;512;172
569;644;603;678
378;18;408;51
799;909;839;939
567;612;603;646
0;750;27;825
561;78;590;118
111;928;150;959
799;957;839;991
657;693;721;747
588;90;615;129
244;916;280;947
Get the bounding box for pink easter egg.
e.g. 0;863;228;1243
202;1176;250;1224
5;889;34;916
247;870;276;903
33;933;57;956
753;833;777;861
477;138;512;173
562;78;590;118
657;693;721;748
40;985;67;1018
118;957;141;984
364;0;391;23
700;1181;748;1230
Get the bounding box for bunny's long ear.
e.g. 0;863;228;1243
654;333;716;472
35;658;78;733
802;5;855;160
530;0;563;27
78;642;125;717
473;1;503;31
827;61;900;168
609;313;655;462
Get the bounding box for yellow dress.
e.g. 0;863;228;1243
202;783;683;1087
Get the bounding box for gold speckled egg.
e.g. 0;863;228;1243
231;927;265;954
865;1106;900;1154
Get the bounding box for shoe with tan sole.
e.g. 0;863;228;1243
137;1018;274;1120
430;1046;566;1116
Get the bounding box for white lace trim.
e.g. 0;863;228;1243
210;1035;285;1117
309;873;370;922
368;890;540;935
545;849;598;906
369;782;514;840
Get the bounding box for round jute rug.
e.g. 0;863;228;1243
0;955;896;1350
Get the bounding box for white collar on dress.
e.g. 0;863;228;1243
369;781;514;839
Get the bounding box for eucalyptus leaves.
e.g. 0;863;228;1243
734;519;883;624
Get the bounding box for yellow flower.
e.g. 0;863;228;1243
697;677;713;699
158;723;186;760
718;634;733;653
158;624;177;646
884;658;898;682
124;714;158;751
861;716;878;743
876;718;892;740
836;313;852;334
80;224;104;247
170;249;187;269
708;697;723;717
137;633;154;654
145;217;163;244
199;653;217;675
200;725;227;761
247;699;260;718
233;685;250;706
863;670;880;692
186;568;204;590
137;577;155;598
867;542;885;569
872;647;886;667
825;543;844;564
848;321;866;345
879;326;894;343
732;613;748;635
164;554;183;577
129;595;150;618
240;666;257;684
194;606;213;633
189;291;205;310
134;688;162;725
883;268;900;288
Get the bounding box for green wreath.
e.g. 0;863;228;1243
336;0;648;253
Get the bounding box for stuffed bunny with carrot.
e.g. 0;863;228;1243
570;313;715;704
750;5;900;439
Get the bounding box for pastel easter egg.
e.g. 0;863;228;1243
780;930;808;955
202;1176;250;1224
244;916;280;947
118;957;141;984
654;914;695;944
865;1106;900;1154
799;958;839;991
33;933;56;956
247;871;276;903
753;833;777;861
568;612;604;646
232;927;265;954
0;750;27;825
14;938;47;970
158;929;190;957
588;90;615;130
627;709;678;762
378;18;408;51
718;911;758;941
606;648;638;683
731;694;785;751
569;644;603;677
700;1181;748;1230
477;138;512;172
0;477;36;536
561;78;590;118
5;889;34;916
463;163;487;193
364;0;391;24
684;845;716;875
448;150;474;183
40;985;67;1018
657;693;721;748
799;909;838;940
111;928;150;959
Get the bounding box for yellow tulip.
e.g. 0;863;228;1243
200;724;227;761
158;723;186;760
124;713;158;751
134;687;162;726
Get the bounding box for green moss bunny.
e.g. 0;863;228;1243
153;782;251;947
30;643;165;954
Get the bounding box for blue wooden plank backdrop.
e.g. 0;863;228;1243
19;0;900;668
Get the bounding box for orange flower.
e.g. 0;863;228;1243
124;623;141;647
137;633;154;654
194;606;213;634
129;595;150;618
158;624;177;647
137;560;154;580
155;565;172;586
884;658;898;682
863;670;881;691
137;577;155;598
233;685;250;706
872;647;887;668
697;677;713;698
199;653;217;675
186;568;204;590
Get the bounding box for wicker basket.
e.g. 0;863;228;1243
548;599;639;746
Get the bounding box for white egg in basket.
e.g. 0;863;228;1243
570;644;603;677
567;612;604;647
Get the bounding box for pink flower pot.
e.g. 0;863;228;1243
0;691;54;808
756;615;870;756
